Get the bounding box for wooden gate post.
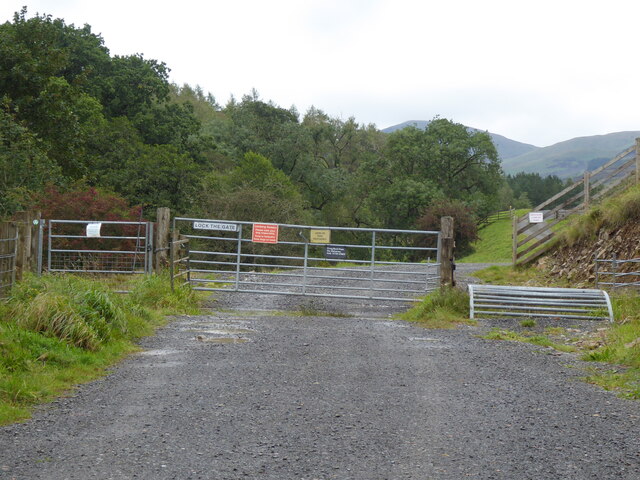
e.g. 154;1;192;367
14;210;38;280
155;207;171;273
440;216;454;288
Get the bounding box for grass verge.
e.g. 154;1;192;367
399;287;475;329
0;273;199;425
580;293;640;398
482;328;577;353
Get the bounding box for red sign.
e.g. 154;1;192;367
252;223;279;244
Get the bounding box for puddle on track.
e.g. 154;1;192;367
196;336;250;344
139;348;181;356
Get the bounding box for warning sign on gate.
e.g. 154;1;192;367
252;223;279;244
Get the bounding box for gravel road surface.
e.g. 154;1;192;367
1;264;639;479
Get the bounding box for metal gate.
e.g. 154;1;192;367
45;220;153;275
173;217;440;302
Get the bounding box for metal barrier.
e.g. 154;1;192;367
173;217;441;302
46;220;153;275
0;224;18;299
595;256;640;290
468;284;613;322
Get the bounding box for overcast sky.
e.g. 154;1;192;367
2;0;639;147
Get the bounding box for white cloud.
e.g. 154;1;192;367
1;0;639;146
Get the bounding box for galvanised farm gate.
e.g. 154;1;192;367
173;217;441;302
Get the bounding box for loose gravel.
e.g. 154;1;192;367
0;264;639;479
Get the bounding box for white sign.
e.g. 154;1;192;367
193;221;238;232
529;212;544;223
86;223;102;237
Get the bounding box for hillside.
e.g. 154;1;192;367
382;120;539;160
503;131;640;178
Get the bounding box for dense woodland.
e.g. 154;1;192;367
1;9;565;237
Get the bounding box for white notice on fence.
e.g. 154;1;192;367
529;212;544;223
193;221;238;232
86;223;102;237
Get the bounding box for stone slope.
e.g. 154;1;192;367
543;221;640;286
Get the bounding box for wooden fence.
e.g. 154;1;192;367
513;139;640;266
478;209;513;229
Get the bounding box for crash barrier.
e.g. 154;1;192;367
468;284;613;322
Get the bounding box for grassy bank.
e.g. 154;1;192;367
459;209;527;263
557;183;640;248
0;274;199;424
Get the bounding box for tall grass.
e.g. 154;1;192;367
400;287;473;329
0;273;199;424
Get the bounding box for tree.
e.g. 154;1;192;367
368;118;503;228
0;9;107;178
0;107;59;216
386;119;502;198
201;152;307;223
100;54;170;118
506;172;565;207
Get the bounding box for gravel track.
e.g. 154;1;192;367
1;263;639;479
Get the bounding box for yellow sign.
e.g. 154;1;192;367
310;229;331;244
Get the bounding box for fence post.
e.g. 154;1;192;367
169;232;174;291
583;171;590;210
155;207;171;273
512;214;518;266
636;137;640;185
30;212;41;273
14;210;38;280
440;216;454;288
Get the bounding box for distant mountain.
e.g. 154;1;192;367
502;131;640;178
382;120;539;164
382;121;640;179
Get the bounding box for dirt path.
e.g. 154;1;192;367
0;265;639;479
